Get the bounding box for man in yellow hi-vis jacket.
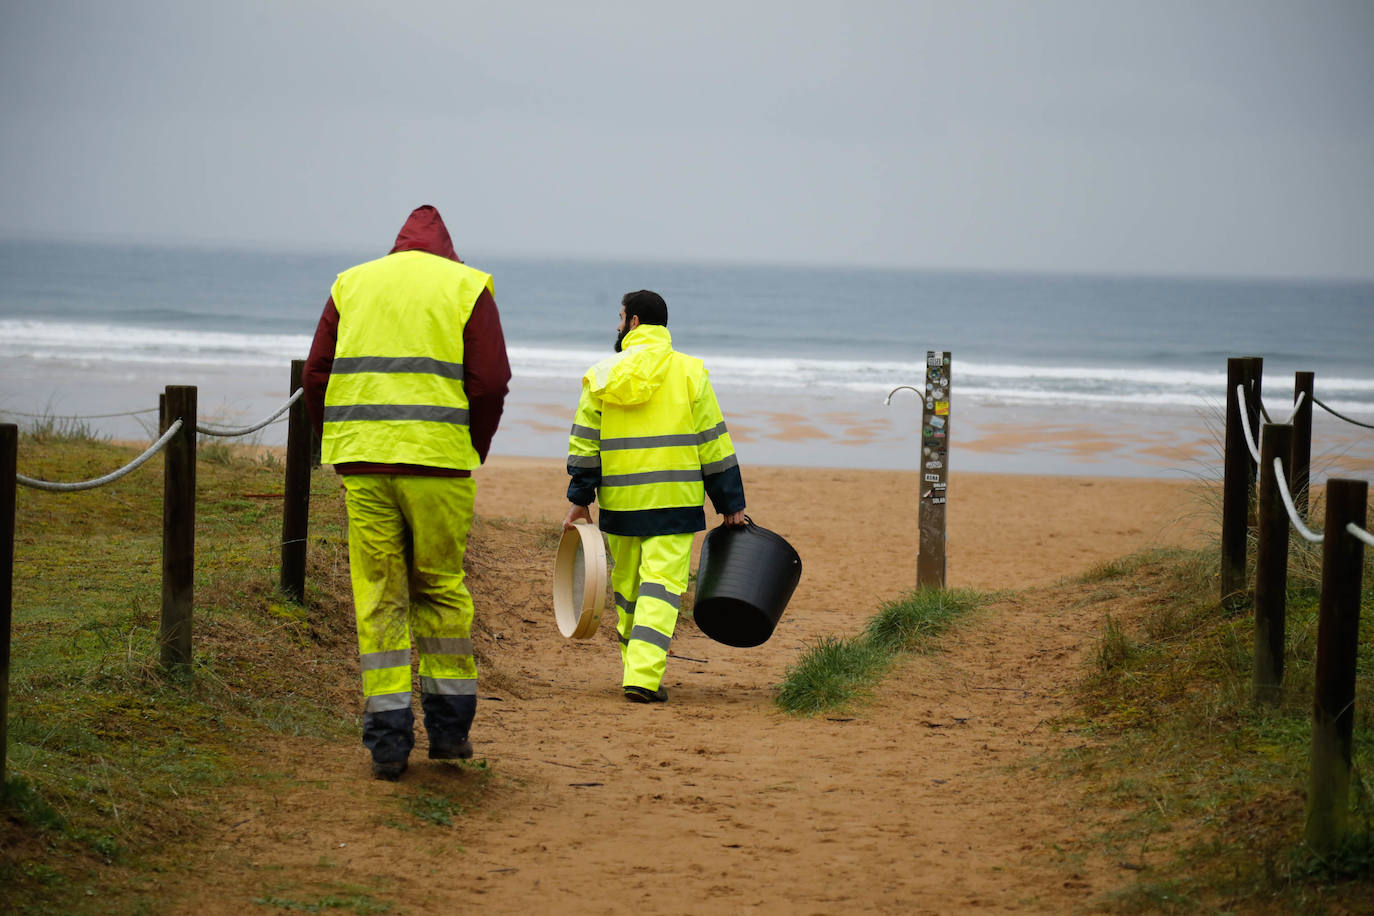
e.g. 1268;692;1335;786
304;205;510;780
562;290;746;703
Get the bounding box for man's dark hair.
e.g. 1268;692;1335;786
622;290;668;327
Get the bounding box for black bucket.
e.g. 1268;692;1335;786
692;518;802;647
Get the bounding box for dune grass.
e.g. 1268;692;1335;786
774;588;987;714
1061;525;1374;911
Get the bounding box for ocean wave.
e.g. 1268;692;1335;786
5;319;1371;415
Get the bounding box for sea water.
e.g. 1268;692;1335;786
1;238;1371;475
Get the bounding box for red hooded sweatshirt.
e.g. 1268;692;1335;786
302;205;512;475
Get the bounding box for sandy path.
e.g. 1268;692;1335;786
153;460;1210;914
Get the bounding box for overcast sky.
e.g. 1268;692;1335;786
2;1;1371;279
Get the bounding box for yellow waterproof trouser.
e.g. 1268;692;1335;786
606;532;692;691
343;475;478;756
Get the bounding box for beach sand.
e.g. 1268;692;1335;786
148;453;1228;914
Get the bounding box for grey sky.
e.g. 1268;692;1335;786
2;0;1371;279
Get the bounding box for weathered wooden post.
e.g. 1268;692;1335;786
1305;478;1367;854
1291;371;1314;517
280;360;311;603
161;386;197;674
1221;356;1262;607
917;351;951;589
1253;422;1292;706
1;424;16;786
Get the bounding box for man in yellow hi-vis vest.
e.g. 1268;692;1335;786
304;205;510;780
562;290;746;703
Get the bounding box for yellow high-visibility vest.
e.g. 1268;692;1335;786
322;249;493;469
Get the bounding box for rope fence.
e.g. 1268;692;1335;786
196;388;302;437
1225;357;1369;855
1313;395;1374;430
1236;382;1373;548
15;420;183;492
0;407;160;420
3;365;317;787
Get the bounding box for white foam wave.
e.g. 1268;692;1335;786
5;320;1372;415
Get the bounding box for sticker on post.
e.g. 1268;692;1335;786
935;401;949;416
924;473;941;482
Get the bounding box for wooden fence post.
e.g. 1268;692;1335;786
161;386;197;674
280;360;310;603
1222;356;1263;607
1253;422;1292;706
1;425;16;787
1305;478;1368;854
1291;371;1314;517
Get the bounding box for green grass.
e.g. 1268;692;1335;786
775;588;987;714
1;434;360;913
252;893;392;913
1059;528;1374;912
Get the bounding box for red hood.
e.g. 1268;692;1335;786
389;205;460;262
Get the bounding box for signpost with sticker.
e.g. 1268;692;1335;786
887;350;951;589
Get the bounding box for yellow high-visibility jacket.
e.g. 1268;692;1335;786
567;324;745;536
322;250;493;470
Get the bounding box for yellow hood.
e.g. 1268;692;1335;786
586;324;675;407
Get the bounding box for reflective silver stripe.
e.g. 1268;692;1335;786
420;676;478;696
630;624;672;652
567;454;601;468
638;582;682;610
324;404;470;424
570;423;600;442
601;469;702;487
360;649;411;671
697;421;728;444
601;432;699;451
365;691;411;713
614;592;635;613
618;632;630;645
414;636;473;657
332;356;464;380
701;454;739;476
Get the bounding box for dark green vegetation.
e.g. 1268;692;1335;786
0;432;488;914
1064;538;1374;913
774;588;988;714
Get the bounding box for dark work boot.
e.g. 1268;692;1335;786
428;737;474;760
421;692;476;760
362;707;414;781
624;685;669;704
371;759;408;781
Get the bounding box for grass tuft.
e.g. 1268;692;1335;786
864;587;984;652
775;636;890;715
775;588;988;715
17;413;109;445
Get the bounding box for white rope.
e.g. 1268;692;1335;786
1271;457;1323;543
1313;396;1374;430
196;389;302;437
16;420;183;492
1;407;159;420
1348;523;1374;548
1236;383;1261;465
1282;390;1306;425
